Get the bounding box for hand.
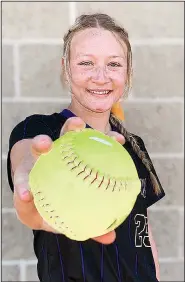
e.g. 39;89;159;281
13;117;125;244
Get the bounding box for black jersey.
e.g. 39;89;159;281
7;109;165;282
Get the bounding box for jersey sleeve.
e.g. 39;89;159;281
7;114;57;192
136;136;165;208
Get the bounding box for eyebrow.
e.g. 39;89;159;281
76;53;126;59
109;55;126;59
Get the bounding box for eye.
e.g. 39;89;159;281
78;61;93;66
108;62;122;67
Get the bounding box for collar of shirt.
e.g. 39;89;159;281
60;109;117;132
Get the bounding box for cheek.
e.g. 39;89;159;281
112;73;127;89
70;66;90;86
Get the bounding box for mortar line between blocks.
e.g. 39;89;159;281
159;257;184;263
127;97;184;103
2;97;184;103
2;153;184;161
2;206;184;214
2;38;184;45
2;260;21;266
150;153;184;159
2;259;37;266
20;260;26;282
2;208;16;213
149;206;184;211
2;257;184;264
2;97;71;103
131;38;184;45
69;2;76;26
2;154;7;160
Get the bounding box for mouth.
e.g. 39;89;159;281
86;89;112;96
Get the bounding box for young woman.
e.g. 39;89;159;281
7;13;165;282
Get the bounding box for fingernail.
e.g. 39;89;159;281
20;190;30;200
39;138;47;145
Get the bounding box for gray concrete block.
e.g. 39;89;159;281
20;45;67;97
2;265;20;282
179;210;184;258
149;210;180;258
2;101;68;154
26;265;39;282
2;213;36;260
160;261;184;281
2;160;14;209
152;158;184;206
2;45;14;97
76;2;184;38
2;2;70;39
123;102;183;153
132;45;184;97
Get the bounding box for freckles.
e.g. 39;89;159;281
76;69;91;80
112;75;127;89
71;70;90;85
111;73;126;83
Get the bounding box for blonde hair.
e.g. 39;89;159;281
61;13;161;195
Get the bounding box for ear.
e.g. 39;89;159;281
61;57;68;85
61;56;65;68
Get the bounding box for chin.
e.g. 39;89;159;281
90;106;111;113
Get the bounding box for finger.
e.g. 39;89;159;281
14;181;33;202
92;230;116;245
60;117;86;137
14;193;43;230
14;164;33;201
14;190;38;224
108;131;125;145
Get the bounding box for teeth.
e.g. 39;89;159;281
89;90;110;95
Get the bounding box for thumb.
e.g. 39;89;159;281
31;134;53;160
59;117;86;137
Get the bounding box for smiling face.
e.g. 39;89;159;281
67;28;128;113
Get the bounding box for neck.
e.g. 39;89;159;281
68;100;111;134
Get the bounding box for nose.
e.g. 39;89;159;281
91;66;110;84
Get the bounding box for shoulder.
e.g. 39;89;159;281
24;112;63;124
12;112;66;132
8;112;66;149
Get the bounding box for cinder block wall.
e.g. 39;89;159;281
2;2;184;281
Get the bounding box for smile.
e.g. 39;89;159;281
87;89;112;95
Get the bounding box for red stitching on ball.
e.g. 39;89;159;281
112;180;117;192
83;169;92;180
71;161;82;170
98;176;104;188
106;179;111;190
77;165;88;176
91;172;98;185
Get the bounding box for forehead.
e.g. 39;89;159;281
70;28;127;58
